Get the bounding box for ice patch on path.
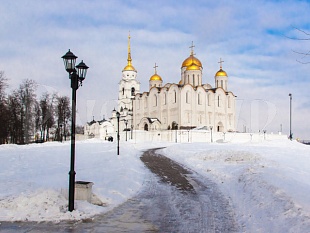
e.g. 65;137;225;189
0;189;104;222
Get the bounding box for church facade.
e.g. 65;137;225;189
85;35;236;139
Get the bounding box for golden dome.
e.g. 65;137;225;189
123;64;136;71
182;55;202;68
186;64;200;70
215;69;228;77
150;73;162;81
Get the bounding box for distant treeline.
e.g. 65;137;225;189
0;70;82;145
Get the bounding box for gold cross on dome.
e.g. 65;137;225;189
218;58;224;69
189;41;195;55
153;63;158;74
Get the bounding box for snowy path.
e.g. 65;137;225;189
0;148;239;232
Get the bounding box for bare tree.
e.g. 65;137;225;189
56;96;71;141
287;26;310;64
0;71;9;144
18;79;37;144
7;91;22;144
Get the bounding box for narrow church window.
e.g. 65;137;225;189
186;92;189;104
174;91;177;103
217;80;219;87
225;81;227;90
198;93;202;105
221;80;223;88
218;95;220;107
187;75;189;83
193;74;195;86
131;87;135;97
164;93;167;105
122;88;125;95
155;94;157;106
145;97;148;108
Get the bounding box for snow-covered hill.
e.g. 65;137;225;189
0;138;309;232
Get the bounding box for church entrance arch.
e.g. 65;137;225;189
171;121;178;130
217;122;224;132
144;123;148;131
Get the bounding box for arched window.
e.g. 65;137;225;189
198;93;202;105
221;80;223;88
145;97;148;108
131;87;135;97
144;124;148;131
122;88;125;95
193;74;195;86
174;91;177;103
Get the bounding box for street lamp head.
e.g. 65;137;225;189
62;49;77;73
116;111;120;118
289;93;292;97
210;126;213;130
76;60;89;81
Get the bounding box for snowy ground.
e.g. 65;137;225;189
0;138;309;232
162;140;310;232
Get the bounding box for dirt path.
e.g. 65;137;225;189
0;148;239;232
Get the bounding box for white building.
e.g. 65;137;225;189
85;35;236;140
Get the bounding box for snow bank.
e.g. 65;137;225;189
162;139;310;232
0;139;147;222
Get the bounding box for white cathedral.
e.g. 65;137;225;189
84;35;236;140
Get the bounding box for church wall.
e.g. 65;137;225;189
166;84;180;129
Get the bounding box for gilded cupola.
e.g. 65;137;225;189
182;42;202;68
215;58;228;76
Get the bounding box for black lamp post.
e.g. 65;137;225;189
62;49;89;212
289;93;292;140
124;120;128;141
210;126;213;143
131;97;134;140
116;111;120;155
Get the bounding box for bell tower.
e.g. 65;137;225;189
118;33;140;112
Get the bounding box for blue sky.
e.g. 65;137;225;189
1;0;310;139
